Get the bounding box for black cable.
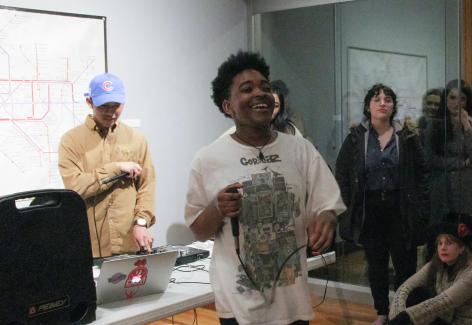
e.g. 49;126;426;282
236;244;307;305
267;244;308;304
236;244;330;308
312;253;328;309
92;186;112;258
236;252;261;293
92;189;102;257
169;279;211;285
173;264;208;272
92;172;132;257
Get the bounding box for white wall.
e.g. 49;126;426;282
1;0;248;245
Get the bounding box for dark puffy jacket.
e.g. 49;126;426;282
335;121;430;248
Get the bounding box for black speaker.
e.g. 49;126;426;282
0;189;96;324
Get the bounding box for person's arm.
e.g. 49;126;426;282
189;183;242;242
405;264;472;325
307;210;337;253
132;137;156;226
306;141;346;253
131;137;156;251
389;263;430;320
58;132;141;200
184;152;242;242
335;134;354;209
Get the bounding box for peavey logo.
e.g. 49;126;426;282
240;154;281;166
28;296;69;317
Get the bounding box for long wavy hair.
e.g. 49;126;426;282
270;83;295;135
431;79;472;155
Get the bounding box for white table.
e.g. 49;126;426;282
92;252;335;325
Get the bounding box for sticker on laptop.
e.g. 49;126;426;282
124;259;148;299
108;272;127;284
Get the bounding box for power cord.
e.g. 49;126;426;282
236;244;330;309
192;308;198;325
92;187;113;258
169;278;210;285
174;264;208;272
169;263;210;285
236;244;307;306
170;308;199;325
92;188;103;257
92;173;129;257
312;253;328;309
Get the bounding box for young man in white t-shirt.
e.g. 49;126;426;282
185;51;345;325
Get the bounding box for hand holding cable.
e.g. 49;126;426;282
308;210;337;254
215;183;242;219
116;161;142;178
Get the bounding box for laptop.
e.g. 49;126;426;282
94;250;178;304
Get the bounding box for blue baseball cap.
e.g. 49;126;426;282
86;73;126;107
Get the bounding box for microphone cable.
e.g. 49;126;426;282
92;172;128;257
226;188;329;308
311;252;328;309
236;244;307;306
92;188;104;258
236;243;330;309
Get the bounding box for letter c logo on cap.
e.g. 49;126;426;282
102;80;114;92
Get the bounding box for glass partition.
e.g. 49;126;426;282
255;0;463;288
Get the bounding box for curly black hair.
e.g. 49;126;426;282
363;83;398;122
211;51;270;117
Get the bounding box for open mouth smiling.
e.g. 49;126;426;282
250;101;272;111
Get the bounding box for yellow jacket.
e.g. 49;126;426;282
58;115;156;257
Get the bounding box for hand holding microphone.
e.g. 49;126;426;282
101;172;129;184
116;161;142;178
217;184;242;254
216;183;242;218
100;162;142;185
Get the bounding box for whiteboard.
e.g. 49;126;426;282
0;6;106;196
346;47;427;128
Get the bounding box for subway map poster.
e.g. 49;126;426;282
0;6;106;195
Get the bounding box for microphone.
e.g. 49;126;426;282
231;217;240;255
225;187;240;255
100;172;129;185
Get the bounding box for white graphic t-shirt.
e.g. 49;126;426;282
185;132;345;325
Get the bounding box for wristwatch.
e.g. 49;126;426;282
134;217;148;228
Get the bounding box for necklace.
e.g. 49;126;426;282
233;132;272;160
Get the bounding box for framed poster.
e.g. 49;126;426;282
0;6;106;195
346;47;427;128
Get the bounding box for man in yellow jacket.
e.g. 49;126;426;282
58;73;156;257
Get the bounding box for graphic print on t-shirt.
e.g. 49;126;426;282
236;168;301;294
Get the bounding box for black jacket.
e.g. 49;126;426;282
335;121;430;248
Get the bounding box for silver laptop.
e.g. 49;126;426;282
95;250;178;304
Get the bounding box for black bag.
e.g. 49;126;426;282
0;189;96;324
